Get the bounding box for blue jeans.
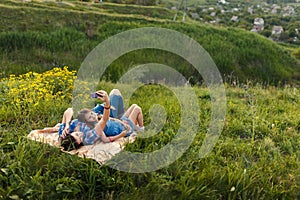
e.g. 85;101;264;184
92;94;124;119
110;94;124;119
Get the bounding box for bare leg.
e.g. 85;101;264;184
127;105;144;127
38;123;60;133
123;104;136;118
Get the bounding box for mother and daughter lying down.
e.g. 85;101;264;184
37;89;145;151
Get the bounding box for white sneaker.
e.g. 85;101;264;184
136;126;145;132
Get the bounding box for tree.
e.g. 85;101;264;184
261;30;272;38
279;32;289;41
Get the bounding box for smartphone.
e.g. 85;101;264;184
91;93;103;98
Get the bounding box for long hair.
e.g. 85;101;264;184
61;135;83;151
77;108;96;129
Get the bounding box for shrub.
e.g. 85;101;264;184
0;66;76;117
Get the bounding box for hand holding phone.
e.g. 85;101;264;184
91;90;109;104
91;93;103;98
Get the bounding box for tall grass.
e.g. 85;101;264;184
0;1;299;198
0;68;299;199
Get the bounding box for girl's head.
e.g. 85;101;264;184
61;134;83;151
77;108;98;128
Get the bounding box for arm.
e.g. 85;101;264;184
98;129;128;143
108;130;127;142
62;108;74;137
63;107;74;123
94;90;111;137
99;90;110;130
93;91;128;142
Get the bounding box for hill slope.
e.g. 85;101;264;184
0;0;299;84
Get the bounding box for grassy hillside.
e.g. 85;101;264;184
0;68;299;199
0;0;299;84
0;1;299;198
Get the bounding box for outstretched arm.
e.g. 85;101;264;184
94;90;110;136
93;90;128;142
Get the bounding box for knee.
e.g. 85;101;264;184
65;107;73;114
131;104;141;111
133;105;142;112
109;89;122;96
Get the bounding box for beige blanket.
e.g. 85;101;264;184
27;129;136;165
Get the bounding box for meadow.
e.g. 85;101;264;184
0;0;300;199
0;67;299;199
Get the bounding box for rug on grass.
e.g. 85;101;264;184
27;129;136;165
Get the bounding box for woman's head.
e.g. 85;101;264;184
61;133;83;151
77;108;98;128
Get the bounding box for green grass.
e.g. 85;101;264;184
0;69;299;199
0;1;300;198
